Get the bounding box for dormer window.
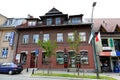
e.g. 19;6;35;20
28;21;36;26
55;18;61;25
46;18;52;25
71;17;81;24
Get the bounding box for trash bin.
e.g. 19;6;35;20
114;66;119;73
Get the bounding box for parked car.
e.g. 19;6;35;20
0;62;23;75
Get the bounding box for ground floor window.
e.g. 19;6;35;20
56;51;64;64
1;47;8;58
68;51;76;67
80;50;88;64
20;53;27;64
42;52;49;64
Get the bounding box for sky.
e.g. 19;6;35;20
0;0;120;18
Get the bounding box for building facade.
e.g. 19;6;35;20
15;8;95;71
93;19;120;72
0;17;25;63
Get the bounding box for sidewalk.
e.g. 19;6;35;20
22;68;120;80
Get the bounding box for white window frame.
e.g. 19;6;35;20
68;32;74;41
23;35;29;44
55;18;61;25
33;34;39;43
43;34;49;41
1;47;8;58
46;18;52;25
57;33;63;42
3;32;11;41
28;21;36;26
79;32;86;41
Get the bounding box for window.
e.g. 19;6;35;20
102;39;108;47
57;33;63;42
55;18;61;25
42;52;48;64
3;32;11;41
68;33;74;41
33;34;39;43
114;39;120;51
43;34;49;41
68;51;76;67
56;51;64;64
1;48;8;58
23;35;29;44
79;32;86;41
71;17;81;24
20;53;27;64
80;51;88;64
46;18;52;25
28;21;36;26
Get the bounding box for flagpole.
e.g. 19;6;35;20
91;2;99;78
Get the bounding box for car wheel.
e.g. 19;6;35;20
8;70;13;75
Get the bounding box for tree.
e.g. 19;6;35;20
67;31;81;76
37;40;57;74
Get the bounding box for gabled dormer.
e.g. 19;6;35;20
27;18;40;26
114;24;120;32
99;25;107;32
39;7;68;25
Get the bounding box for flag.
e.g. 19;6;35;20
95;32;101;42
88;31;94;44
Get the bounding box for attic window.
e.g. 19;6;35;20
71;17;81;24
28;21;36;26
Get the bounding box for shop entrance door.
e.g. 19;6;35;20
30;53;35;68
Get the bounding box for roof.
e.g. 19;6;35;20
93;18;120;32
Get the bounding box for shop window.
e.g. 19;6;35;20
80;51;88;64
1;48;8;58
57;33;63;42
102;39;108;47
22;35;29;44
20;53;27;64
33;34;39;43
56;51;64;64
42;52;48;64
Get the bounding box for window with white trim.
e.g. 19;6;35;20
1;47;8;58
33;34;39;43
43;34;49;41
46;18;52;25
3;32;11;41
57;33;63;42
80;51;88;64
23;35;29;44
68;32;74;41
79;32;86;41
28;21;36;26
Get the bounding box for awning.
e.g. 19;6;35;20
116;51;120;56
99;52;111;56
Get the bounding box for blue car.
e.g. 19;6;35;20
0;62;23;75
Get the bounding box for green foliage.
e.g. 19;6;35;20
37;40;57;58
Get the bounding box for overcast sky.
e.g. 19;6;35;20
0;0;120;18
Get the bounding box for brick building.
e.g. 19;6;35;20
15;8;95;71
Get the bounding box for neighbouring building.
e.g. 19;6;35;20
93;18;120;72
0;17;25;63
15;8;95;72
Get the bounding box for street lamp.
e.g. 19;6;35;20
91;2;99;78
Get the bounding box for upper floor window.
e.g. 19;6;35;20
1;47;8;58
28;21;36;26
55;18;61;25
33;34;39;43
71;17;81;24
57;33;63;42
79;32;86;41
23;35;29;44
102;39;108;47
46;18;52;25
68;32;74;41
43;34;49;41
3;32;11;41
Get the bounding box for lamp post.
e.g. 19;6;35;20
91;2;99;78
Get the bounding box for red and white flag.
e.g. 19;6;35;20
95;32;101;42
